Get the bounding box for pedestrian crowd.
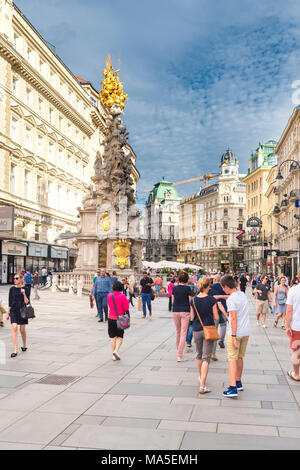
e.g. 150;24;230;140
2;265;300;398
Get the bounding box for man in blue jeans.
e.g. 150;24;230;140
139;272;154;318
92;269;112;322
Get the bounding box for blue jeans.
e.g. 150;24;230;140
95;292;109;321
186;324;193;345
141;293;151;316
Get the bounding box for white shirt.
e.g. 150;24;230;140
226;291;250;337
286;284;300;331
41;269;47;276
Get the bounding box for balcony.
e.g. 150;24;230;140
280;199;289;212
273;204;281;217
290;190;300;201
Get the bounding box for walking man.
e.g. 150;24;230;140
286;272;300;381
221;275;250;398
254;274;272;328
41;267;47;286
92;268;112;322
209;274;229;355
139;272;154;318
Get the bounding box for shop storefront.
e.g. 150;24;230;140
1;240;27;284
0;240;70;284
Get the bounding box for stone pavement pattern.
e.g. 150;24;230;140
0;286;300;450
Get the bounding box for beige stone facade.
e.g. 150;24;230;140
0;0;138;281
275;107;300;278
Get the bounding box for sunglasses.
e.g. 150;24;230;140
14;277;20;280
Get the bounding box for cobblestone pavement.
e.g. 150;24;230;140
0;286;299;450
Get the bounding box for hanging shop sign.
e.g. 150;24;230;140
246;217;263;228
2;241;27;256
28;243;48;258
50;246;68;259
0;206;14;232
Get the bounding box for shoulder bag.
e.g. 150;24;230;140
193;298;220;341
112;294;130;330
20;302;35;320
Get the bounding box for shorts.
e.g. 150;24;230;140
108;318;124;339
290;330;300;352
193;330;214;363
256;300;269;316
226;335;249;361
155;285;161;293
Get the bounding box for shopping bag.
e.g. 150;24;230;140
138;296;142;312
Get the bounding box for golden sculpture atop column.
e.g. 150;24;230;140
99;55;128;110
113;239;132;269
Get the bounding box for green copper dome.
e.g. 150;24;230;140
147;177;180;204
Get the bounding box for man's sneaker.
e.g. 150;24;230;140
112;355;117;361
262;324;267;328
256;321;260;326
218;340;225;349
186;343;192;348
236;381;243;391
223;386;238;398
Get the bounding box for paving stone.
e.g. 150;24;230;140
191;405;300;427
37;391;102;415
0;375;32;388
63;424;184;450
158;420;217;433
181;431;300;450
0;384;66;412
272;402;299;410
0;442;43;450
0;412;76;445
102;417;160;428
86;400;193;421
218;423;278;436
108;382;199;398
67;377;116;394
74;415;106;425
278;427;300;438
124;395;172;404
261;401;273;409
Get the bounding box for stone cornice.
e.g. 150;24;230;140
0;35;95;137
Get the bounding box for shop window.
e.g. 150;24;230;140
35;224;40;241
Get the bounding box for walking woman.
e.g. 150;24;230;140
107;281;130;361
273;276;289;329
33;271;40;300
172;271;193;362
6;273;30;358
190;277;219;394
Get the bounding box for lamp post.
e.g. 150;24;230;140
260;213;273;274
275;159;300;275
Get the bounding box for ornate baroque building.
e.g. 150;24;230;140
0;0;138;282
145;178;180;262
243;140;278;273
178;149;246;273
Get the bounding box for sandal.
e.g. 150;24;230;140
10;352;18;358
0;322;4;327
274;320;278;327
199;387;211;394
21;347;27;352
287;371;300;382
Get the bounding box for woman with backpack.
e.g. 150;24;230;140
273;276;289;329
107;281;130;361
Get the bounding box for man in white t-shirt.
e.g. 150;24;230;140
286;273;300;382
221;275;250;398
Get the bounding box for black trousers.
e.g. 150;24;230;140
168;296;172;312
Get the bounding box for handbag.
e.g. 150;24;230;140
192;298;220;341
112;293;130;330
20;303;35;320
150;288;155;301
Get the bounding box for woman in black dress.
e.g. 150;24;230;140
6;273;30;358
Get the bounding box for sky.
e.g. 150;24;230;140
15;0;300;205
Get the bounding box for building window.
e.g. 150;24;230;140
37;135;43;155
223;236;228;246
224;208;228;217
59;116;63;132
25;127;31;149
26;88;31;107
11;117;18;141
239;208;243;217
38;98;43;115
34;224;40;241
223;221;228;230
49;142;54;163
36;175;42;203
10;163;16;194
24;170;30;199
13;33;18;50
49;107;54;124
12;76;17;96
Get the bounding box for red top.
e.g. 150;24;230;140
107;291;129;320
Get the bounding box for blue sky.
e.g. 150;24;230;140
15;0;300;204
